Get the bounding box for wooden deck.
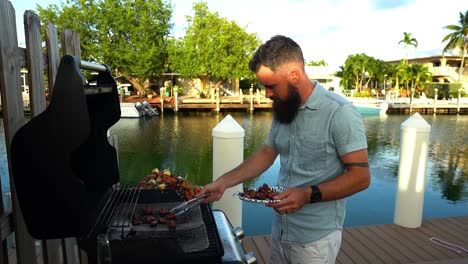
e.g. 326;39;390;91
241;216;468;264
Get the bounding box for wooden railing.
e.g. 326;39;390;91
0;0;86;263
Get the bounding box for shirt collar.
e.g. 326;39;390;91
301;81;325;110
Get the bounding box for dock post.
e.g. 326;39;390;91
457;88;461;114
409;88;414;113
212;115;244;227
239;89;243;103
249;87;254;112
215;87;220;112
160;87;165;114
394;113;431;228
173;87;178;112
256;89;261;104
433;88;438;114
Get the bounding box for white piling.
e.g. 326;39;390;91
394;113;431;228
433;88;438;114
215;87;220;112
249;87;254;112
212;115;244;227
256;89;261;104
160;87;165;114
173;87;178;112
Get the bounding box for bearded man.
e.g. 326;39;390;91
201;35;370;264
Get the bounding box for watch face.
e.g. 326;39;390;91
310;186;322;203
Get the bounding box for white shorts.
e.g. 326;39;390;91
269;230;342;264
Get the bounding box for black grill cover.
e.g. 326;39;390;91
10;55;121;239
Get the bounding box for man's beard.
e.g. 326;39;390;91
271;82;301;124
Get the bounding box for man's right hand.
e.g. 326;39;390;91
198;180;226;204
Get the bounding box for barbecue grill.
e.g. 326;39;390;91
10;55;253;264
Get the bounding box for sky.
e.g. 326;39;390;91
12;0;468;71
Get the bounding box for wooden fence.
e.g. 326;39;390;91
0;0;87;263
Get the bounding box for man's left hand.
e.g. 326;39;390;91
265;187;311;215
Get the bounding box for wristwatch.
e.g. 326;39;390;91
310;185;322;203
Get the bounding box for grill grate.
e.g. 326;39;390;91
93;186;141;233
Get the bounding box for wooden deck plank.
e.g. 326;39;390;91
425;218;468;244
397;225;459;259
353;225;412;264
241;236;266;264
346;227;399;263
251;236;270;262
342;228;386;264
335;245;355;264
241;217;468;264
445;216;468;227
392;224;453;260
367;225;423;262
376;224;433;262
339;238;364;264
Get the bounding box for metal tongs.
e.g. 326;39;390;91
169;193;209;216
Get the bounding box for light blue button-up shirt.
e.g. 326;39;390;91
265;82;368;244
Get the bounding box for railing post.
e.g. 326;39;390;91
256;89;261;104
215;87;220;112
394;113;431;228
160;87;165;114
212;115;244;227
173;87;178;112
249;87;254;112
0;1;38;263
409;88;415;113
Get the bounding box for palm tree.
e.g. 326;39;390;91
398;32;418;64
442;10;468;83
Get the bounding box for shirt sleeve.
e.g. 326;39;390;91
264;119;278;149
331;104;368;156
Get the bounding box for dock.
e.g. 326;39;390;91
120;95;468;114
241;216;468;264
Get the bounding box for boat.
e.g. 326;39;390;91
120;101;158;118
354;102;388;115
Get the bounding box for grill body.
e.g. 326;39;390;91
9;55;225;263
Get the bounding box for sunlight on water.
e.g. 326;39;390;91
1;112;467;235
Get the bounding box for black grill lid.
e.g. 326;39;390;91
10;55;121;239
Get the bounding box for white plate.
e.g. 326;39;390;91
233;186;285;204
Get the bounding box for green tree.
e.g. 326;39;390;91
442;10;468;83
398;32;418;64
37;0;173;96
409;64;432;94
307;60;328;67
167;2;260;96
341;53;379;92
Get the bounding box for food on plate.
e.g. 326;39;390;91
136;168;202;200
241;183;280;200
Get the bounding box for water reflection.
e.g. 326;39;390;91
0;112;467;234
107;112;468;206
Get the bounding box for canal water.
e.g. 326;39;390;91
1;111;467;236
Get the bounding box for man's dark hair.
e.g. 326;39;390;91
249;35;305;73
